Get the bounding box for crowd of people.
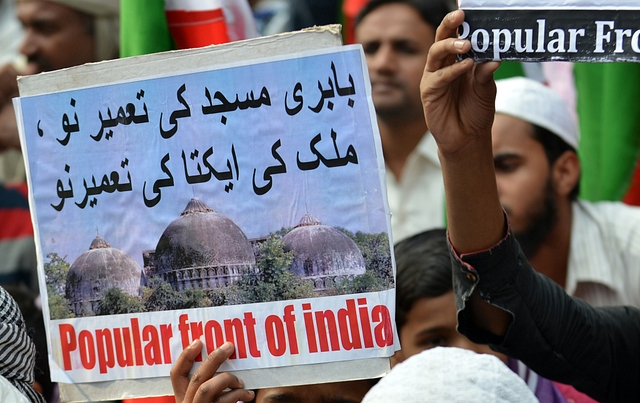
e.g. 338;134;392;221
1;0;639;402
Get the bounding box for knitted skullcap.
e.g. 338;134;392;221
495;77;578;150
362;347;539;403
0;286;45;403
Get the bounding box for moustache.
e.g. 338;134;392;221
26;55;53;74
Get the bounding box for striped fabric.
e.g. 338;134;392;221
0;286;44;403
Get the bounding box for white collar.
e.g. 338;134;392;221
414;131;441;166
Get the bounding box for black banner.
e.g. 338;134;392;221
460;9;640;61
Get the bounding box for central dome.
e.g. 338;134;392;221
154;198;255;275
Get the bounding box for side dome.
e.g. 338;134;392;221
153;198;255;276
282;214;366;280
66;235;144;316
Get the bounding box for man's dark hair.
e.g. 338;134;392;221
531;124;580;200
394;228;451;330
355;0;456;30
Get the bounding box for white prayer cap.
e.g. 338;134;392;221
362;347;539;403
16;0;118;17
495;77;579;150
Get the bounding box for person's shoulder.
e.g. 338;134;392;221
575;199;640;254
576;199;640;223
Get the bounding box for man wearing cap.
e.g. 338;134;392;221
0;0;119;160
492;76;640;309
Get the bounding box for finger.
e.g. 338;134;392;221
422;57;475;103
426;38;471;73
171;339;204;403
183;342;236;402
435;9;466;42
475;61;501;83
192;373;251;403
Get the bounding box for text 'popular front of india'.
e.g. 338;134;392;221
15;44;397;388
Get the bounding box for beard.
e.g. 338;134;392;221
509;180;558;258
371;79;422;122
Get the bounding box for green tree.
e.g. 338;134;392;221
48;293;75;320
142;277;181;312
351;231;393;283
326;230;395;295
237;235;314;303
174;289;211;309
95;288;144;316
43;253;70;296
43;253;75;319
141;277;211;312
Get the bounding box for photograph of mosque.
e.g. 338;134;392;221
45;198;393;319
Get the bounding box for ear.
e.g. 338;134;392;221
551;151;580;197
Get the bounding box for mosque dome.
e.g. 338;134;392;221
282;213;366;279
66;235;145;316
153;198;255;276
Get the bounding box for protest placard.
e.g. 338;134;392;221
15;27;397;401
459;0;640;61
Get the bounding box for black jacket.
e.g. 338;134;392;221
451;230;640;403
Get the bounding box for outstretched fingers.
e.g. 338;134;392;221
172;341;254;403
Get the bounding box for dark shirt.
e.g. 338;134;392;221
450;230;640;403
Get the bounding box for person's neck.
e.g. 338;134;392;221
378;115;427;181
527;198;574;288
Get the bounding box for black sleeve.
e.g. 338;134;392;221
450;231;640;403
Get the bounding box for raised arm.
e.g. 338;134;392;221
420;11;640;402
420;10;503;254
420;10;509;335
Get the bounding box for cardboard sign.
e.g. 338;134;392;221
15;28;397;401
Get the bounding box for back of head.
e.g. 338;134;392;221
362;347;538;403
356;0;456;30
0;286;44;403
394;229;451;329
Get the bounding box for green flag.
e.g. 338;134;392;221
120;0;175;58
574;63;640;202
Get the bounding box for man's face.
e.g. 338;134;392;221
355;3;435;120
394;291;498;364
17;1;95;75
255;380;372;403
492;114;557;256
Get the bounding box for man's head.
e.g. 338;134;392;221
354;0;453;123
16;0;119;75
254;380;375;403
492;77;580;257
393;229;495;364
